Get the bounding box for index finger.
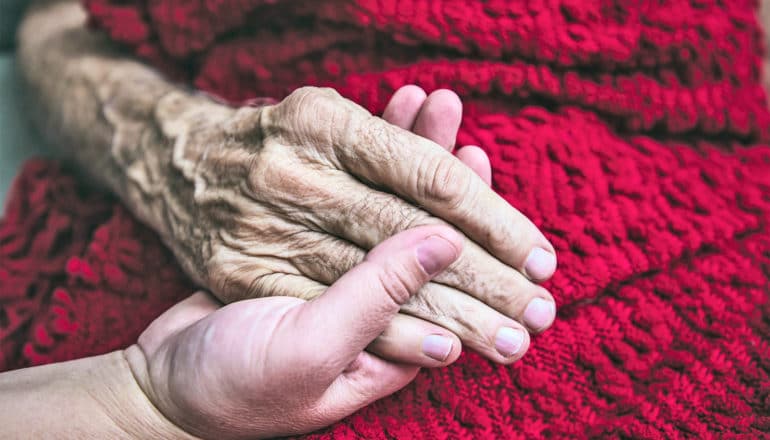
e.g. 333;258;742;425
336;114;556;280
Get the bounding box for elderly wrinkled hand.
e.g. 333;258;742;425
168;85;557;365
18;0;557;367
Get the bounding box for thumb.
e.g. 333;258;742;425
291;225;462;370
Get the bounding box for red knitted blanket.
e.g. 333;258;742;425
2;0;770;437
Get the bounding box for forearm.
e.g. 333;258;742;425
0;350;194;439
16;0;241;284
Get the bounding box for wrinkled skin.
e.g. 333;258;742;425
128;226;464;439
175;86;557;364
18;0;558;366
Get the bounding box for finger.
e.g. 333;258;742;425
320;352;419;420
285;235;543;361
381;85;426;129
288;225;463;372
402;282;531;364
412;89;463;151
455;145;492;186
440;240;556;333
215;228;465;368
340;114;557;280
237;151;554;332
367;314;462;367
293;176;557;331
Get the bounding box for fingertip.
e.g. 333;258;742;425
522;297;557;333
455;145;492;186
416;235;460;276
396;84;428;101
421;332;462;365
524;247;558;282
493;324;531;365
427;89;463;116
432;224;465;256
368;315;462;368
414;225;465;278
413;89;463;150
382;85;427;129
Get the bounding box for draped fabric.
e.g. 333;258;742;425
2;1;769;437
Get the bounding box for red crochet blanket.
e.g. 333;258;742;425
2;0;770;437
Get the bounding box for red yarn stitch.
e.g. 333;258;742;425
2;0;770;437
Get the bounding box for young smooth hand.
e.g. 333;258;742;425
126;225;464;439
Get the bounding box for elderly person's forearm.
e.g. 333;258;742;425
18;0;239;282
18;0;559;366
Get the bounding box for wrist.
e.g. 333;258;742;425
106;347;201;440
0;350;197;439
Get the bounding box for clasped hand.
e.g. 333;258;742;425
167;86;557;367
124;86;559;439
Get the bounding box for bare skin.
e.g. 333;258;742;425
0;226;466;439
17;0;557;365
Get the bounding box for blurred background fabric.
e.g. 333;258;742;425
0;0;46;213
0;55;47;213
0;0;26;50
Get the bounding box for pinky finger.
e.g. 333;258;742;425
456;145;492;186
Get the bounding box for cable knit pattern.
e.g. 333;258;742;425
0;161;192;371
1;0;769;437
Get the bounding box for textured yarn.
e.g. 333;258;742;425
2;0;770;438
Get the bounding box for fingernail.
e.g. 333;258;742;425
422;334;453;361
523;298;556;331
524;247;557;280
416;235;458;276
495;327;525;357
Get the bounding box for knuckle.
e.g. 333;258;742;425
352;192;433;238
402;287;444;322
283;86;338;108
291;237;362;284
421;155;475;209
390;203;434;233
372;262;419;306
488;289;526;317
282;87;367;161
272;87;344;143
282;87;342;121
352;116;397;158
401;286;481;337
